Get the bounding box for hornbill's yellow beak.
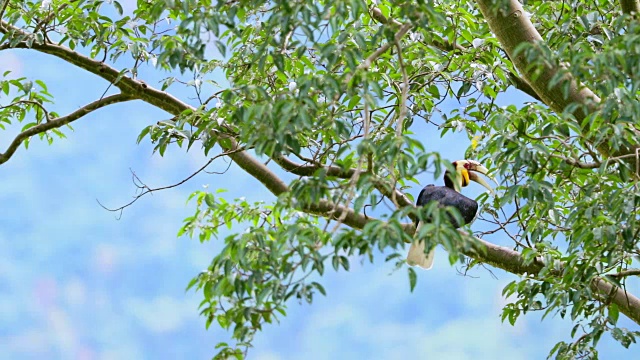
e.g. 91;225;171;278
454;159;494;194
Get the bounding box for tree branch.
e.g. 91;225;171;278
272;153;354;178
98;148;244;215
0;0;9;22
551;154;601;169
357;22;413;73
225;139;290;196
474;0;600;117
619;0;640;15
609;269;640;278
450;236;640;326
508;73;542;101
474;0;640;163
0;93;134;164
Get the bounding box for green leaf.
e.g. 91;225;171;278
311;282;326;296
21;122;37;131
408;267;417;292
113;0;123;15
608;304;619;325
137;126;152;144
185;276;199;291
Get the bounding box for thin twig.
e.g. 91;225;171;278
394;42;409;138
0;100;52;122
0;0;10;21
356;23;412;73
97;148;246;216
330;90;371;233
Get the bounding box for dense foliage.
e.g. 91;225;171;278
2;0;640;358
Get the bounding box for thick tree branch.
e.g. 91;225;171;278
225;139;290;196
474;0;600;116
475;238;640;325
320;199;640;325
0;93;134;164
620;0;640;15
243;150;640;325
475;0;640;163
508;73;542;101
591;278;640;323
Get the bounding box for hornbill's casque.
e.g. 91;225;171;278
407;159;494;270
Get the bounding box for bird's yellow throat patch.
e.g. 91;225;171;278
459;168;470;188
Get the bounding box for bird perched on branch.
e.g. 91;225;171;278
407;159;494;270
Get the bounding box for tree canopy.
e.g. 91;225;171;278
2;0;640;358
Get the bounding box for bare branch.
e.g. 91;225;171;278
0;93;134;164
98;148;245;215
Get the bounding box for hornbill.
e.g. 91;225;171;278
407;159;494;270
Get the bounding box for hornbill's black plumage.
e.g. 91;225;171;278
407;159;493;270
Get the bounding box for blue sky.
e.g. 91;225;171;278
0;10;637;360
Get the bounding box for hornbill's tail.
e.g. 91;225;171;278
406;221;435;269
